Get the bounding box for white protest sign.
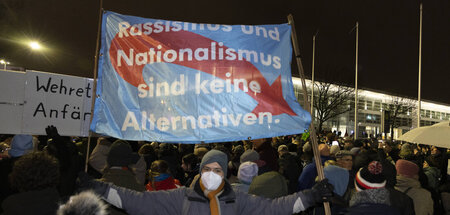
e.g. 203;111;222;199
22;70;93;136
0;70;25;134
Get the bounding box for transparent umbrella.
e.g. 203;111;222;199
398;121;450;148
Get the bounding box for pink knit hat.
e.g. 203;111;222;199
396;159;419;178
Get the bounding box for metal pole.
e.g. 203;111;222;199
288;14;331;215
354;22;359;140
85;0;104;172
417;3;422;128
311;34;316;116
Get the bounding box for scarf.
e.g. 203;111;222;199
199;178;225;215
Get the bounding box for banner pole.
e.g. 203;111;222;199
85;0;104;172
311;33;316;115
417;2;422;128
354;22;359;140
287;14;331;215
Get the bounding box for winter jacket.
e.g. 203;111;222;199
100;168;145;215
310;194;348;215
395;175;433;215
423;166;441;191
386;187;416;215
0;156;19;213
101;178;313;215
100;168;145;192
90;142;147;185
231;182;251;193
146;174;181;191
1;187;60;215
347;188;400;215
298;156;331;191
278;152;302;194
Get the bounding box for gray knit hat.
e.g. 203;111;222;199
240;149;260;163
199;149;228;176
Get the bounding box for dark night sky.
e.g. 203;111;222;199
1;0;449;105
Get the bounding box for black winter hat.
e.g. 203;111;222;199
107;140;140;167
355;161;386;191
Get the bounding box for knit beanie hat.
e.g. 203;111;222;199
240;149;260;163
396;159;419;178
9;134;33;157
107;140;140;167
355;161;386;191
237;161;258;184
200;149;228;176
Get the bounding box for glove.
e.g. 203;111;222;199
300;179;334;208
46;125;60;139
77;171;110;197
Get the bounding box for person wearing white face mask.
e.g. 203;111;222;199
79;148;334;215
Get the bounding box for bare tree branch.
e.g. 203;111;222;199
313;82;353;132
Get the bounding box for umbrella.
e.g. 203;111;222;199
398;121;450;148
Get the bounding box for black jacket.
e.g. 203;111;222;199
1;188;60;215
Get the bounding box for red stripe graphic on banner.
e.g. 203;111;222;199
108;27;296;116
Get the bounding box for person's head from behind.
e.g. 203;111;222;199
9;134;34;158
335;150;353;170
343;138;353;149
396;159;419;180
194;147;209;161
251;138;270;150
57;191;107;215
431;146;441;155
354;161;386;192
9;151;59;192
138;143;155;156
318;143;330;157
237;161;258;184
353;139;363;148
181;153;199;172
199;149;228;190
107;140;140;168
277;144;289;157
150;160;170;175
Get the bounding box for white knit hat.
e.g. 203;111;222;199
238;161;258;184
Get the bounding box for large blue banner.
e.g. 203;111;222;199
90;11;311;143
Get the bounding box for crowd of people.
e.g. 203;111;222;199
0;127;449;215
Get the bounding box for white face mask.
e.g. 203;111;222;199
201;171;223;190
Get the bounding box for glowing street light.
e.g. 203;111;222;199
0;59;10;70
28;41;42;50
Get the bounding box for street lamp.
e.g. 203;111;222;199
28;41;42;50
0;59;10;70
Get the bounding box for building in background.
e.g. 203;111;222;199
293;77;450;139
